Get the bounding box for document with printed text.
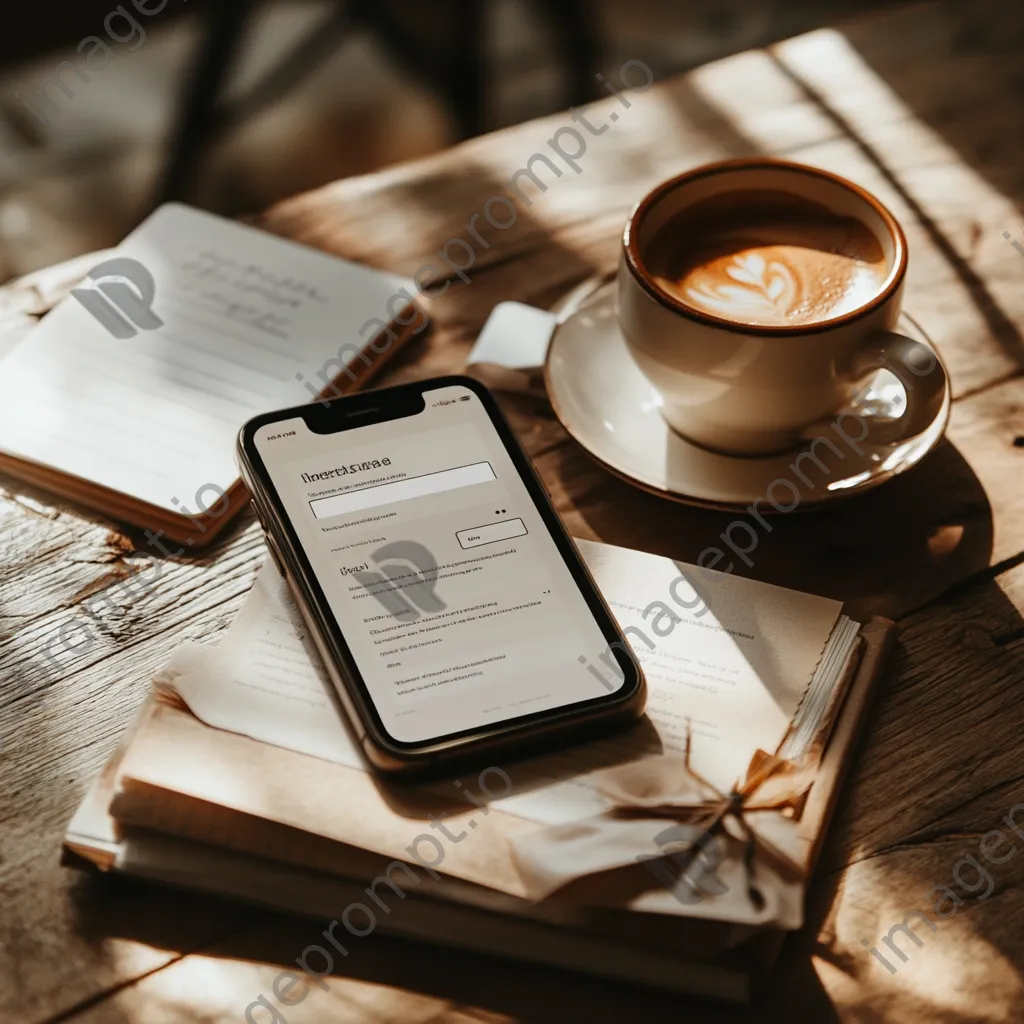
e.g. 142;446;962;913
165;538;849;825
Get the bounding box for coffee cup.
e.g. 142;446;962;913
617;158;946;456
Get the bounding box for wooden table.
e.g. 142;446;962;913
3;0;1024;1020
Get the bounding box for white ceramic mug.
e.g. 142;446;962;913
617;159;947;456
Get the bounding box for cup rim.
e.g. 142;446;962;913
622;157;908;336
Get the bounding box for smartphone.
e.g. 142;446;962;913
237;375;645;775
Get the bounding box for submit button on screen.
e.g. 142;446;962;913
456;518;527;549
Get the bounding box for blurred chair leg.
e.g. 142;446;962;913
154;0;252;208
534;0;600;108
348;0;488;139
449;0;486;139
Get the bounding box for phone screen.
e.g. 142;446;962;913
251;382;626;744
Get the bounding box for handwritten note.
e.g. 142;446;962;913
0;203;417;513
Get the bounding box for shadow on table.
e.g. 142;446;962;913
72;875;766;1023
556;434;993;623
769;563;1024;1020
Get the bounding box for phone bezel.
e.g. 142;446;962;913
237;374;643;760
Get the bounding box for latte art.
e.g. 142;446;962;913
645;191;889;328
683;251;799;320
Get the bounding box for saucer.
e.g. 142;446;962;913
543;280;950;511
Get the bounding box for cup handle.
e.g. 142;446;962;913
845;331;947;446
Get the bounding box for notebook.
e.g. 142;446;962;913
64;538;894;1002
0;204;427;546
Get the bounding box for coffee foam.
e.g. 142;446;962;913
645;191;889;328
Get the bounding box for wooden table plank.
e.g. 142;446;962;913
774;561;1024;1022
0;591;256;1022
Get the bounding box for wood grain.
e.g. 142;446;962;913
2;0;1024;1021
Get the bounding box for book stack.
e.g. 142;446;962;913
64;538;892;1003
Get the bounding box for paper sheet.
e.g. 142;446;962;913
0;204;416;512
167;538;842;826
163;567;365;769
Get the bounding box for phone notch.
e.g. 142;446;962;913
304;388;425;434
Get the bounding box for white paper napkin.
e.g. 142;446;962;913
465;301;557;392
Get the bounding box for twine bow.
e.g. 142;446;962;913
509;729;815;919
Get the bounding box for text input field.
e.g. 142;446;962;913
309;461;496;519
